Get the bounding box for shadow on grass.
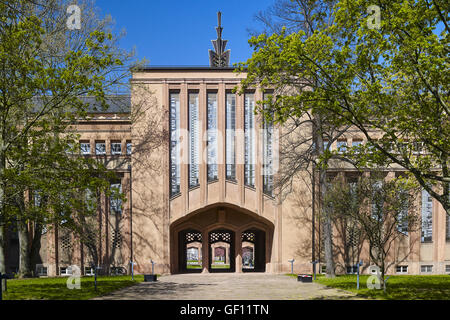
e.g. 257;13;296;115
2;275;145;300
314;275;450;300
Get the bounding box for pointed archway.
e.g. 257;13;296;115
178;229;203;273
170;204;274;274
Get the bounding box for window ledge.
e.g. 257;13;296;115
189;185;200;191
170;193;182;201
263;192;275;199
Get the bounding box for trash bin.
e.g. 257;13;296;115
144;274;157;282
297;274;313;283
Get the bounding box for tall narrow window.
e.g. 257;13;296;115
352;140;362;153
226;92;236;180
446;213;450;242
189;92;200;188
126;141;132;155
447;193;450;241
371;180;384;221
421;189;433;242
110;182;122;215
397;188;409;235
323;140;330;150
337;140;347;153
170;92;181;196
262;93;273;196
207;92;218;181
244;93;255;187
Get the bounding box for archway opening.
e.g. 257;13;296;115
179;230;203;273
209;229;235;272
242;229;266;272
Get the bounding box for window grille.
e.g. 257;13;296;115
111;230;123;249
241;232;255;243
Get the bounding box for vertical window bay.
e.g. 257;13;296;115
189;92;200;188
207;92;218;181
244;93;255;187
226;92;236;180
421;189;433;242
170;92;180;196
262;93;273;196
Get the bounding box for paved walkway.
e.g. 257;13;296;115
93;273;362;300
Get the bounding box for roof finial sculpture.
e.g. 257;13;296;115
209;11;230;67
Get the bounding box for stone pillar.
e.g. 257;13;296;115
236;92;245;206
202;230;209;273
162;82;170;274
434;197;446;272
200;83;207;205
235;231;242;273
218;82;226;202
255;88;264;215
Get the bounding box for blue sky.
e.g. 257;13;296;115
95;0;275;66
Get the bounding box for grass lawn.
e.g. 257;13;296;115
1;275;144;300
211;264;230;269
287;274;450;300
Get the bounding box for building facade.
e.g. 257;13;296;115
4;18;450;277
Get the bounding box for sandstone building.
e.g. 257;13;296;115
4;15;450;278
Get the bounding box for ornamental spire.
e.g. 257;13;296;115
209;11;230;67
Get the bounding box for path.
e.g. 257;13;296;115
93;273;362;300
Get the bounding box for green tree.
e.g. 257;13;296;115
238;0;449;215
0;0;129;274
325;174;420;293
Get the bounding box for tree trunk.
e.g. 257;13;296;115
0;225;5;273
30;223;43;276
323;216;335;277
314;115;336;278
0;148;6;274
380;269;386;293
320;168;335;278
17;221;32;277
